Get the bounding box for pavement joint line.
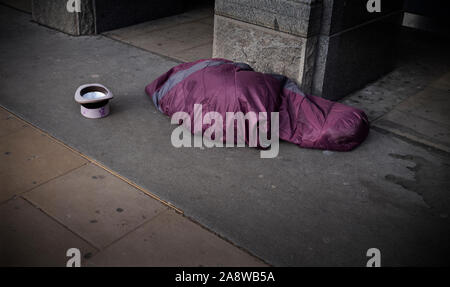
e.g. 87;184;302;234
98;209;170;253
170;42;214;62
0;194;24;208
369;76;450;153
391;108;450;127
18;162;89;197
173;40;214;52
178;213;273;267
371;126;450;156
371;91;442;126
0;106;184;215
20;194;101;253
94;207;272;266
177;41;213;52
368;71;448;124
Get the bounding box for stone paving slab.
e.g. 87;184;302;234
394;86;450;126
0;124;87;203
0;197;97;266
431;72;450;91
374;74;450;153
374;109;450;153
0;107;29;137
89;209;267;267
24;163;169;249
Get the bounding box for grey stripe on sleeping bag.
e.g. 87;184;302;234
283;79;305;97
152;59;228;111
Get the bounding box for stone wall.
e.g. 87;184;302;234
32;0;95;35
214;0;322;37
213;0;405;100
213;0;322;93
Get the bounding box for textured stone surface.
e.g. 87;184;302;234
215;0;322;37
32;0;78;35
312;12;403;100
78;0;96;34
31;0;95;35
213;15;316;92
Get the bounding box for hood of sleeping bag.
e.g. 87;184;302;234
145;58;369;152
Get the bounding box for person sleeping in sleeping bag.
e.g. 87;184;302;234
145;58;369;152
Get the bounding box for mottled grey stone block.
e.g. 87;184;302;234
31;0;95;35
312;12;404;100
215;0;322;37
213;15;317;92
79;0;96;34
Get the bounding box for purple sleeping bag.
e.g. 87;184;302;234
145;58;369;151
